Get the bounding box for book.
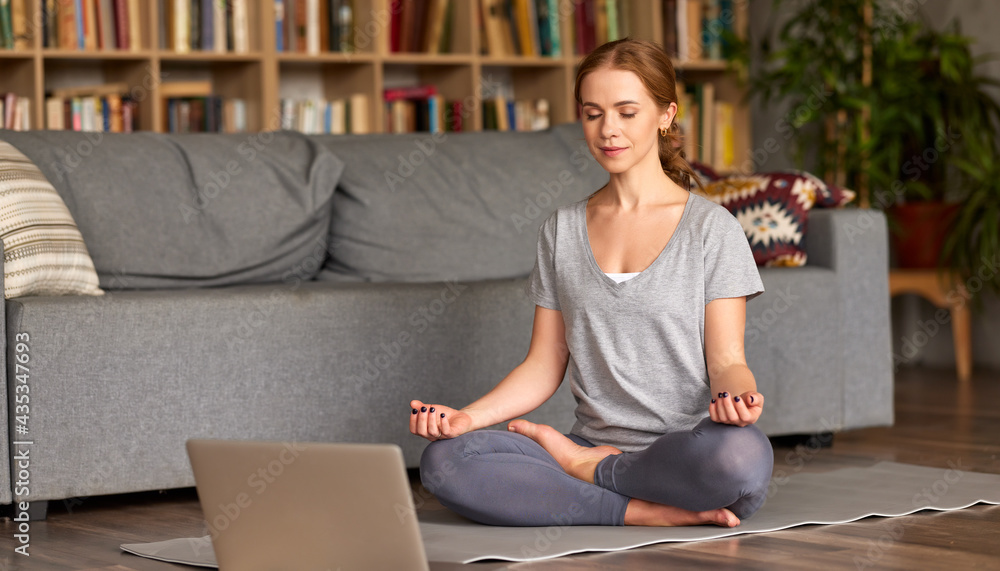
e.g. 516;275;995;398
275;0;284;50
113;0;129;49
337;0;353;52
606;0;619;42
662;0;677;57
83;0;98;50
684;0;703;60
713;100;734;171
232;0;248;52
97;0;115;49
319;0;328;52
305;0;319;54
702;0;721;60
173;0;190;52
594;0;607;47
397;0;413;52
424;0;448;54
201;0;214;50
46;97;65;129
127;0;140;49
213;0;226;52
499;0;516;56
11;0;29;50
0;0;14;50
409;0;427;52
480;0;505;56
513;0;534;56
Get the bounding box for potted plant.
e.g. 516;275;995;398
749;0;1000;290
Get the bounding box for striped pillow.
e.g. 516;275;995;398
0;140;103;299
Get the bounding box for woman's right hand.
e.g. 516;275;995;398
409;400;473;442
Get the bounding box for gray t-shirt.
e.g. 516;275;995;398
525;192;764;452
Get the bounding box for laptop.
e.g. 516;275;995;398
186;439;430;571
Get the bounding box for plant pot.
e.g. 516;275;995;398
888;201;960;269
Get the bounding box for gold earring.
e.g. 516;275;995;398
659;126;669;137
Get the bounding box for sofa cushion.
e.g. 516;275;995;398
312;127;608;282
695;171;830;267
0;140;103;298
0;130;342;289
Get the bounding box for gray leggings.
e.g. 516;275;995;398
419;417;774;526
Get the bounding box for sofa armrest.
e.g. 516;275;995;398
805;209;894;429
0;239;10;503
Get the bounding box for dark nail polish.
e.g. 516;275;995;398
749;395;755;404
412;408;418;414
429;407;436;413
718;393;724;398
421;406;427;412
722;392;729;398
440;413;446;418
711;398;716;403
734;396;741;403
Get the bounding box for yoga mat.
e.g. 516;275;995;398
121;461;1000;566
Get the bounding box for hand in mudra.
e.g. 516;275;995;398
409;400;473;441
709;391;764;427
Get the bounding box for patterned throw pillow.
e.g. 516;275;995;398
0;140;104;299
695;171;848;267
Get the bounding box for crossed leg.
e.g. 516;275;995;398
421;417;771;527
507;420;749;527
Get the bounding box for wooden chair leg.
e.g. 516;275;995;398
951;302;973;382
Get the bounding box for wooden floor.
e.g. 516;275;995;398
1;365;998;570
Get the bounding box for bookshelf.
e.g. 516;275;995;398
1;0;750;172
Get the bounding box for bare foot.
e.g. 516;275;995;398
508;419;622;484
625;499;741;527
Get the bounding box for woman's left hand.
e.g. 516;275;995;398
709;391;764;427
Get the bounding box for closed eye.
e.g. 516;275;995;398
585;113;637;121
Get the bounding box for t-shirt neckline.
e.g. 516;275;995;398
580;192;694;291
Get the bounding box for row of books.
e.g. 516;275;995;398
279;94;371;134
568;0;633;57
275;0;356;54
390;0;453;54
663;0;738;61
676;82;735;171
1;93;32;130
482;97;549;131
158;0;251;53
166;96;248;132
384;85;457;133
45;97;137;132
0;0;30;50
479;0;565;57
382;84;550;133
37;0;143;50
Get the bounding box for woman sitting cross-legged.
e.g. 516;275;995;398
409;37;773;528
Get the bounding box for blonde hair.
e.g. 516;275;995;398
574;37;701;190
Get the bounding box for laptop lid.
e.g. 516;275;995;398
186;439;429;571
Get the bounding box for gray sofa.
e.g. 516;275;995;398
0;124;893;511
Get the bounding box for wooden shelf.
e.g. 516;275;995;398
1;0;751;171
